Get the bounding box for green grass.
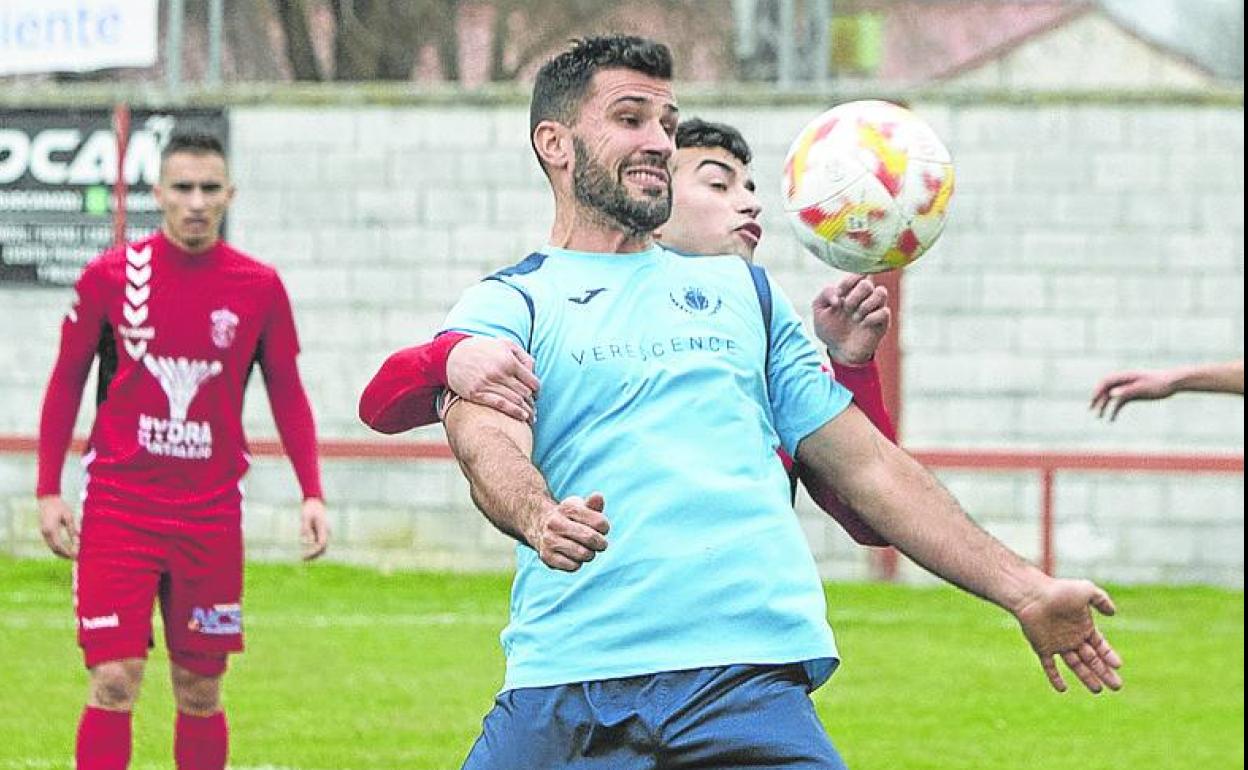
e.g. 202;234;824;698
0;556;1241;770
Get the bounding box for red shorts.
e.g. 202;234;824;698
74;510;244;677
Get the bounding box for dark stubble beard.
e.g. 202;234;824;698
572;138;671;239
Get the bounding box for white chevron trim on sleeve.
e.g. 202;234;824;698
121;247;153;361
124;340;148;360
125;284;150;306
126;264;152;286
122;303;149;327
126;245;152;268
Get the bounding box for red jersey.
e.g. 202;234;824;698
37;231;322;520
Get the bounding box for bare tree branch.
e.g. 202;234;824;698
275;0;324;81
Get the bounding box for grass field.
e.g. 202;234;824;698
0;556;1242;770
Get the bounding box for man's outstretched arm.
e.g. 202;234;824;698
1091;359;1245;420
443;399;607;572
796;406;1123;694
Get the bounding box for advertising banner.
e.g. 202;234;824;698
0;108;229;286
0;0;159;75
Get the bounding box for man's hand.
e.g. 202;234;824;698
447;338;541;423
300;498;330;561
1014;578;1123;694
1089;370;1178;420
37;495;79;559
525;492;609;572
812;274;891;366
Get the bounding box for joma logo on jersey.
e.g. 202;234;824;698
188;604;241;636
568;288;608;305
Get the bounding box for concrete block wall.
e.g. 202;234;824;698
1;97;1242;586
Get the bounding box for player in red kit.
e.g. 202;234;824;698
36;133;329;770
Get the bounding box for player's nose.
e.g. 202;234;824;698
639;121;674;161
739;190;762;219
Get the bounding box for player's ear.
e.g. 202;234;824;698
533;120;571;171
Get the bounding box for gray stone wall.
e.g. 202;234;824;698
2;96;1242;585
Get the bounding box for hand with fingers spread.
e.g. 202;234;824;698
1091;360;1244;421
526;492;609;572
448;337;541;423
300;497;330;561
1089;370;1180;421
1014;578;1123;694
811;274;891;366
38;495;80;559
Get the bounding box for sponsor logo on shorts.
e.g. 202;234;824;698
80;613;120;630
188;604;242;635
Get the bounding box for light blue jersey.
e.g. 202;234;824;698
442;245;853;691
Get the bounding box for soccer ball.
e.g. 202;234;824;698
782;100;955;273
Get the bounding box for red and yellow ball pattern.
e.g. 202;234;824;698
783;100;955;273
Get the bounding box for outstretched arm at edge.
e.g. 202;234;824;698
796;406;1123;694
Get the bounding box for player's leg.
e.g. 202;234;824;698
461;681;656;770
169;659;228;770
77;657;147;770
661;664;849;769
162;523;242;770
74;513;164;770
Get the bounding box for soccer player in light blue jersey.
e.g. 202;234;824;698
442;35;1123;770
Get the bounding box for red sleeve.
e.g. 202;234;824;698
259;277;323;500
37;265;107;497
830;359;896;442
358;332;470;434
796;360;895;547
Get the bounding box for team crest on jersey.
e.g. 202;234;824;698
669;285;722;316
210;308;239;349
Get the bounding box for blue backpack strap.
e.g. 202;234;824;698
748;263;773;377
749;263;799;501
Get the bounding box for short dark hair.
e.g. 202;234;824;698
530;35;673;140
676;118;752;166
160;132;226;164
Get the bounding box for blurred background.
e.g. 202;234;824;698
1;0;1243;587
2;0;1244;88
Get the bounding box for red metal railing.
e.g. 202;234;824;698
909;448;1244;575
4;435;1240;576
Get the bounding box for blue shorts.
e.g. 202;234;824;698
461;664;849;770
